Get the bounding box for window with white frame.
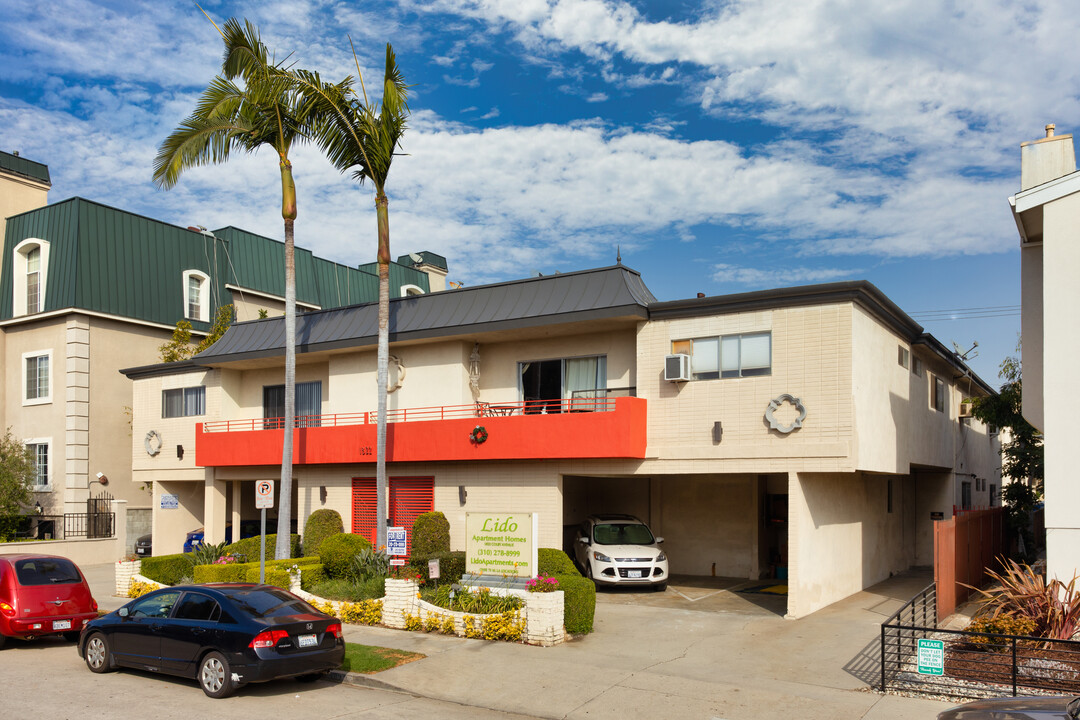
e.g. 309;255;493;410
162;387;206;418
400;284;425;297
898;346;909;369
672;332;771;380
26;441;50;491
182;270;211;323
23;350;51;405
12;239;50;317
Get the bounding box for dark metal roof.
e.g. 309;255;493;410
182;265;656;364
0;150;50;186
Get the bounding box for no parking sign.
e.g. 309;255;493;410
256;480;275;509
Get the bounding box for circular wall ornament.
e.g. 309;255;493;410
765;394;807;434
144;429;163;456
469;425;489;444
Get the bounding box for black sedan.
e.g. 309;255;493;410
78;583;345;698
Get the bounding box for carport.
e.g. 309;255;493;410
562;472;789;614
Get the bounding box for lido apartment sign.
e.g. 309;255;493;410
465;512;538;578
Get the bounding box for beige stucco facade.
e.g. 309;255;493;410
1012;126;1080;584
129;279;1000;618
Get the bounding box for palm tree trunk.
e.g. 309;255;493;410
375;192;390;551
276;159;297;560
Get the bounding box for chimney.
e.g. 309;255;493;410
1020;123;1076;191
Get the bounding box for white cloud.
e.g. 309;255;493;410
480;107;501;119
711;264;857;286
585;92;608;103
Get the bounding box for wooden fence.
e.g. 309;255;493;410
933;506;1005;619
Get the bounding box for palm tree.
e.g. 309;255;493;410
291;43;410;549
153;17;315;560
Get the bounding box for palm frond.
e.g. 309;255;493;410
152;104;255;189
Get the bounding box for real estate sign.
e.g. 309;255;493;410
465;512;537;578
917;638;944;675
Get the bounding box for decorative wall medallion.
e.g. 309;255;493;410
765;394;807;434
144;429;163;456
388;354;407;394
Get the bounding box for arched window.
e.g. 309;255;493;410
400;284;425;297
13;239;50;317
182;270;211;322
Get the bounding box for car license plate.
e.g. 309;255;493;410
52;619;71;631
627;570;642;579
136;548;146;555
298;634;317;648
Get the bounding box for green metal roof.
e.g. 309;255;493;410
0;198;431;329
396;250;447;271
0;150;50;186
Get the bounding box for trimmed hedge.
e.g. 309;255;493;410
193;556;321;585
554;574;596;635
318;533;372;579
139;554;191;586
300;564;327;591
226;533;301;562
537;549;592;634
411;511;450;557
409;550;466;586
302;509;344;557
539;548;581;577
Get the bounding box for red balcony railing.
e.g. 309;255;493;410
196;396;646;466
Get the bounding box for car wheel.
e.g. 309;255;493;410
295;672;326;683
63;631;81;642
199;651;236;698
84;633;115;673
654;582;667;593
0;633;7;650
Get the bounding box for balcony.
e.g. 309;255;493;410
196;396;647;467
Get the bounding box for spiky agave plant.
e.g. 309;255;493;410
968;558;1080;641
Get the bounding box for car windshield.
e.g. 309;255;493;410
14;557;81;585
227;587;319;619
592;523;655;545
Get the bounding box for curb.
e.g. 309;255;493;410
326;669;413;694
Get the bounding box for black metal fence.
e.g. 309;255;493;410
10;512;115;541
882;582;1080;699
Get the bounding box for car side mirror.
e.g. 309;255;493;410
577;537;589;544
118;607;129;618
655;537;664;544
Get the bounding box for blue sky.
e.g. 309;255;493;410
2;0;1072;383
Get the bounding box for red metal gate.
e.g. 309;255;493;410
351;477;434;552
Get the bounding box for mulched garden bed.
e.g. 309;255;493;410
945;639;1080;694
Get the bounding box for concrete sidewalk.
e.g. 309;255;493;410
83;562;954;719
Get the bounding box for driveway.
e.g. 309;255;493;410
594;574;788;615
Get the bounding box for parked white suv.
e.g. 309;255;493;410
574;514;668;591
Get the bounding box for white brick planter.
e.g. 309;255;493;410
114;559;142;596
381;578;564;645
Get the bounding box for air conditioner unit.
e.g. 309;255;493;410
664;354;690;382
958;403;973;418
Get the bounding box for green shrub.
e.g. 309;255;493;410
300;564;327;592
319;533;372;579
538;548;581;577
243;565;291;589
965;616;1039;650
350;547;390;582
193;563;247;584
411;511;450;557
405;550;465;586
303;509;344;556
225;533;300;562
139;554;191;586
309;576;386;602
554;574;596;635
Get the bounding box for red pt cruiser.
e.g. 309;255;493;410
0;554;99;647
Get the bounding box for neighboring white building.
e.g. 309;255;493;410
124;268;1001;618
1010;123;1080;584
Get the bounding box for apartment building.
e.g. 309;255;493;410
123;266;1000;617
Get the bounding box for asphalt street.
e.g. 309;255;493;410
0;634;535;720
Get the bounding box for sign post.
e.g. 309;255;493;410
255;480;275;583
